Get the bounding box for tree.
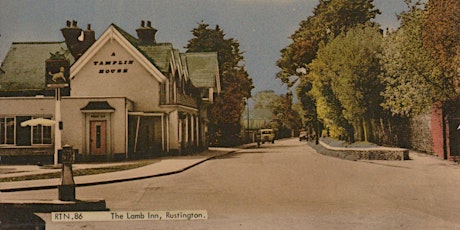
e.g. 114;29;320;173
423;0;460;92
277;0;380;142
309;58;353;140
253;90;278;110
296;79;321;143
186;22;253;146
251;90;302;138
276;0;380;88
309;24;384;142
269;91;302;138
380;2;444;116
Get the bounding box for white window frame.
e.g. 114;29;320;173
31;116;52;146
0;117;15;145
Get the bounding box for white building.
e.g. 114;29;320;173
0;21;220;163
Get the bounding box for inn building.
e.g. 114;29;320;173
0;21;220;163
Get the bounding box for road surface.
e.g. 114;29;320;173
3;138;460;229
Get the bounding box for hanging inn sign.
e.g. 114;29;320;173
46;52;70;88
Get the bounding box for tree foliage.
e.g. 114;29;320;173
186;22;253;146
269;92;302;138
276;0;380;87
309;64;351;139
186;23;243;74
306;24;384;141
380;2;444;116
274;0;460;145
253;90;278;110
423;0;460;87
252;90;302;138
277;0;381;141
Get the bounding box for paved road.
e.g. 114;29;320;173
3;138;460;229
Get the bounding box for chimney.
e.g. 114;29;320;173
61;21;96;60
136;20;157;45
61;20;82;48
82;24;96;50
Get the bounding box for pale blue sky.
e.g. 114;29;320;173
0;0;407;95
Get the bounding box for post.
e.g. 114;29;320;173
247;99;250;143
54;88;62;167
58;144;76;201
46;54;69;167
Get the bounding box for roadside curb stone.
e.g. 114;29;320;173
0;144;256;192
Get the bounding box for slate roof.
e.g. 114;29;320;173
110;24;173;74
180;53;189;77
184;52;219;90
0;24;220;93
138;44;173;73
0;42;74;90
111;23;219;91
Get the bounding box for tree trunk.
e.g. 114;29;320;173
362;117;372;143
356;122;364;142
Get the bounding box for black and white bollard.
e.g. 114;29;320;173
58;144;75;201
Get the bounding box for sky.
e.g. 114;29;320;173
0;0;407;95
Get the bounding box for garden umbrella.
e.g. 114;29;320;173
20;118;55;127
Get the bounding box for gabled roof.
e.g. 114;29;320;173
0;23;221;94
173;49;184;78
0;42;74;90
180;53;189;78
138;43;173;73
111;24;174;75
70;24;167;83
185;52;220;93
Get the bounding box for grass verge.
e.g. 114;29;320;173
0;159;159;183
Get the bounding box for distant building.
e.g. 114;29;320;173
0;21;220;164
241;108;275;142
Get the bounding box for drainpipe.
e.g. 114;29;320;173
134;116;141;153
125;101;129;159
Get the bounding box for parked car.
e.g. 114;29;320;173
256;129;275;145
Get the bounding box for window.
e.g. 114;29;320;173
32;117;52;145
0;117;15;145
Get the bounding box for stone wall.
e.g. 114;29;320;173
409;113;434;154
319;141;409;161
345;149;409;160
370;111;435;156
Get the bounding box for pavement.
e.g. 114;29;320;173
0;145;254;193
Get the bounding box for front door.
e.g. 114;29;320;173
90;121;106;155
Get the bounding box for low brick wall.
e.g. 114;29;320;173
319;141;409;161
0;147;53;165
0;147;53;156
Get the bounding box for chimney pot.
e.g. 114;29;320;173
66;20;71;27
136;20;157;45
87;24;92;30
72;20;78;27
